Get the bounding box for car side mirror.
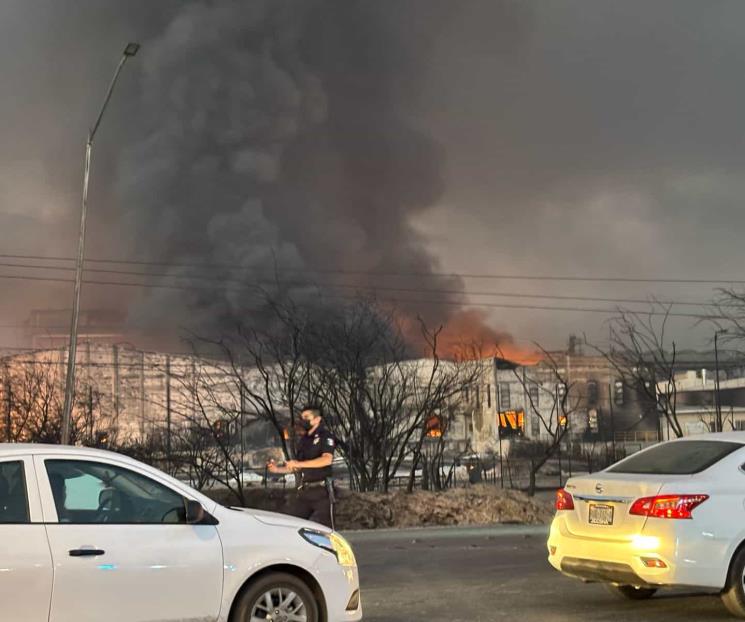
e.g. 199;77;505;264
185;499;206;524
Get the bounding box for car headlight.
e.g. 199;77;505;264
299;528;357;567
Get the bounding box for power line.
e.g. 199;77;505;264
1;252;745;285
0;263;732;308
0;272;232;292
0;271;728;319
0;324;134;330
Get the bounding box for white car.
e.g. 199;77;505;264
548;432;745;618
0;443;362;622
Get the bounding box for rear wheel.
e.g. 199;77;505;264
604;583;658;600
232;571;319;622
722;547;745;618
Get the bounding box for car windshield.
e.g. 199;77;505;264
608;440;743;475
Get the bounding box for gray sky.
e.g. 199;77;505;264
1;0;743;352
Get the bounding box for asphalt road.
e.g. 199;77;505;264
344;526;733;622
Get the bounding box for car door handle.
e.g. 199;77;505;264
69;548;105;557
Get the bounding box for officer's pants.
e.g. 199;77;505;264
288;485;332;528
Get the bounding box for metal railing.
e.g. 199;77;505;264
614;430;659;443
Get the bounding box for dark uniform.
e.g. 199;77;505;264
289;422;336;528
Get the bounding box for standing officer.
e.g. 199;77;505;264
267;405;336;528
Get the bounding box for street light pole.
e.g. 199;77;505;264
61;43;140;445
714;328;728;433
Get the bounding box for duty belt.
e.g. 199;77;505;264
298;480;326;490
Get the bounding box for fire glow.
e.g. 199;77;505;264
401;308;541;364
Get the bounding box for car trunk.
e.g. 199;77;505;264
563;472;690;539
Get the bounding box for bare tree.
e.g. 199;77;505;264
189;294;317;465
0;358;110;445
1;359;58;442
711;288;745;344
588;303;682;438
504;346;582;496
156;359;254;505
307;302;481;492
304;301;415;492
187;294;481;494
404;328;483;492
415;402;463;491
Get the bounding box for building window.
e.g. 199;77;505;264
586;381;598;406
557;383;567;398
531;413;541;437
425;415;443;438
588;408;599;433
735;420;745;431
613;380;624;406
528;384;539;407
498;383;511;410
0;461;29;523
45;459;188;524
486;384;492;408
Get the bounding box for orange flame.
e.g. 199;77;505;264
425;415;444;437
403;308;541;364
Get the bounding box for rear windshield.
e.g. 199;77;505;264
608;440;743;475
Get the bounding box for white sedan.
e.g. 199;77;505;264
548;432;745;618
0;443;362;622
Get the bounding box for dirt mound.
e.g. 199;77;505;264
209;485;553;530
335;485;552;529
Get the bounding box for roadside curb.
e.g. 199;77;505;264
341;523;550;542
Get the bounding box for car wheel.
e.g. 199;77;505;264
232;571;319;622
722;547;745;618
604;583;657;600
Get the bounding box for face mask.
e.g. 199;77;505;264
302;418;314;431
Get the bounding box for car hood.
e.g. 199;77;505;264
231;506;332;532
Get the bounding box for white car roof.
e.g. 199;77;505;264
670;432;745;443
0;443;132;460
0;443;218;510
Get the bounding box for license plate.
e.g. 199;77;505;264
589;503;614;525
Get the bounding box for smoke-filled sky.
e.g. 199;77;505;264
1;0;744;354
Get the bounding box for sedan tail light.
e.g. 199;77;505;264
629;494;709;519
555;488;575;511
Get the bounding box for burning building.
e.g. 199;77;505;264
463;343;659;456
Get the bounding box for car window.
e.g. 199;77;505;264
45;460;188;524
608;440;743;475
0;461;29;524
64;473;104;510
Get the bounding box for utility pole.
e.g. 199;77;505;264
5;378;12;443
61;43;140;445
166;355;172;473
113;344;120;425
239;375;246;480
139;351;146;436
88;386;94;445
495;377;504;488
714;329;728;433
608;383;616;460
556;384;562;488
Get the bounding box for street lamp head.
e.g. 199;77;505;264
124;43;140;57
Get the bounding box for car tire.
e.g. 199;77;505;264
604;583;658;600
722;547;745;619
232;571;319;622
